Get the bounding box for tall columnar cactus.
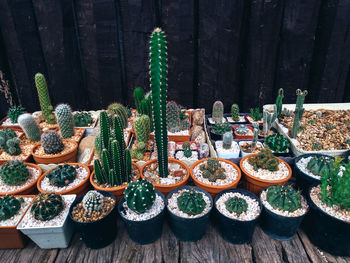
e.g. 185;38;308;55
166;101;182;133
31;193;63;221
177;189;206;216
124;179;156;214
0;160;29;186
251;122;259;150
149;28;168;178
55;104;74;139
275;88;284;119
18;113;41;142
263;106;277;136
8;106;26;123
225;196;248;215
0;195;24;221
107;103;128;129
222;132;233;149
82;190;104;213
212;101;224;123
134;114;151;151
41;130;64;155
231;104;239;122
291;89;308;138
35;73;55;124
133;87;145;114
0;129;21;155
266;185;302;212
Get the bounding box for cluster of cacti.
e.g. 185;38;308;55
250;108;262;121
200;158;227;182
222;132;233;149
132;114;151;160
235;124;249;135
107;103;129;129
133;87;153;130
265;133;290;153
225;196;248;215
74;112;92;127
0;195;24;221
149;28;169;178
46;164;77;187
125;179;156;214
291;89;308;138
248;148;280;172
0;129;21;155
94;111;132;186
282;107;293;118
251;123;259;150
182;141;192;158
263;106;277;136
35;73;55;124
166;101;189;133
82;190;104;213
8;106;26;123
41;130;64;154
275;88;284;119
177;189;206;216
55;104;74;138
212;101;224;123
231;104;239;122
31;193;64;221
266;185;302;212
0;160;29;186
212;122;232;135
18;113;41;142
306;156;334;177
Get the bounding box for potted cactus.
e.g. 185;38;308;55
107;102;129;130
131;114;151;162
233;124;254;140
215;188;262;244
210;121;232;141
18;193;76;249
166;186;212;241
226;104;245;123
215;132;240;159
0;105;26;128
174;141;199;167
239;123;264;157
264;133;290;156
246;107;263;125
31;130;78;164
73;111;97;128
259;185;308;240
262;107;277;137
18;113;41;143
208;101;225;124
118;179;165;244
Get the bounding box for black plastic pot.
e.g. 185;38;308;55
209;127;225;141
305;186;350;256
259;186;307;241
166;186;213;241
224;113;248;124
69;191;117;249
118;190;165;245
214;188;262;244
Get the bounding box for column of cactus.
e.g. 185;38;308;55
133;87;145;114
231;104;239;122
35;73;55;124
149;28;168;178
133;114;151;157
55;104;74;139
222;132;233;149
212;101;224;123
18;113;41;142
166;101;181;133
291;89;308;139
263;105;277;136
107;102;129;129
251;123;259;150
275;88;284;119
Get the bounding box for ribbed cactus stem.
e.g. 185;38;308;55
231;104;239;122
263;106;277;136
134;87;145;114
275;88;284;119
35;73;55;124
18;113;41;142
212;101;224;123
291;89;308;138
251;123;259;150
55;104;74;138
222;132;233;149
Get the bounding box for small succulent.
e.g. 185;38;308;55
306;156;334;177
8;106;26;123
225;196;248;215
0;195;24;221
212;122;232;135
250;108;262;122
31;193;64;221
222;132;233;149
82;190;104;214
0;129;21;155
182;141;192;158
235;124;249;135
266;185;302;213
41;131;64;155
46;164;77;187
0;160;29;186
124;180;156;214
231;104;239;122
177;189;206;216
265;134;290;153
74;112;93;127
248;148;280;172
200;158;226;182
18;113;41;142
282;108;293;118
212;101;224;124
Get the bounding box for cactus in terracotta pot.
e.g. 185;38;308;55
0;129;21;155
41;130;64;155
35;73;55;124
18;113;41;142
55;104;74;139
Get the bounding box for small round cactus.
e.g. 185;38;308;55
0;129;21;155
55;104;75;139
46;164;77;187
82;190;104;214
225;196;248;215
73;112;92;127
235;124;249;135
222;132;233;149
199;158;227;182
18;113;41;142
0;195;24;221
31;193;64;221
124;179;156;214
306;156;334;177
177;189;206;216
8;106;26;123
248;148;280;172
41;131;64;154
0;160;29;186
266;185;302;213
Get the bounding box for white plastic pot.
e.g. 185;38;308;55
239;141;263;157
215;141;240;159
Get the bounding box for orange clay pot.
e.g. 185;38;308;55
90;163;141;202
31;140;78;164
0;195;35;248
37;163;90;197
239;155;292;196
141;158;190;196
190;158;241;198
0;163;42;196
0;150;32;165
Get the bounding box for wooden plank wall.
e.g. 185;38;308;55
0;0;349;116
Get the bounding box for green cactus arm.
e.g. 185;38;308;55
134;87;145;114
125;149;132;182
291;89;308;138
100;111;110;149
34;73;55;124
101;149;111;183
275;88;284;119
94;159;105;184
111;140;122;186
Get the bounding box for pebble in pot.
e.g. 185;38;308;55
166;186;213;241
118;179;165;244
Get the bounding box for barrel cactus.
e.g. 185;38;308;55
199;158;226;182
0;129;21;155
8;106;26;123
0;160;29;186
74;112;92;127
41;130;64;155
177;189;206;216
35;73;55;124
248;148;280;172
107;103;128;129
0;195;24;221
222;132;233;149
306;156;334;177
46;164;77;187
212;101;224;123
55;104;74;138
266;185;302;213
231;104;239;122
18;113;41;142
225;196;248;215
31;193;64;221
82;190;104;213
124;179;156;214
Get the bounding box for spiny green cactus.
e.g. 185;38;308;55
231;104;239;122
182;141;192;158
235;124;249;135
55;104;75;139
0;129;21;155
82;190;104;213
266;185;302;213
166;101;189;133
212;122;232;135
199;158;226;182
177;189;206;216
0;160;29;186
250;108;262;122
149;28;168;178
74;112;92;127
275;88;284;119
46;164;77;187
263;106;277;136
31;193;63;221
306;156;334;177
291;89;308;139
124;179;156;214
251;123;259;150
265;133;290;153
41;130;64;155
248;148;280;172
222;132;233;149
134;114;151;151
8;106;26;123
0;195;24;221
282;107;293;118
35;73;55;124
107;103;128;129
18;113;41;142
212;101;224;123
225;196;248;215
134;87;145;114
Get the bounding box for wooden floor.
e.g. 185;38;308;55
1;218;349;263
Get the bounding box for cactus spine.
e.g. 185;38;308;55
18;113;41;142
263;105;277;136
231;104;239;122
124;179;156;214
82;190;104;213
222;132;233;149
251;122;259;150
266;185;302;212
275;88;284;119
0;195;24;221
291;89;308;138
225;196;248;215
35;73;55;124
212;101;224;123
177;189;206;216
31;193;63;221
107;103;128;129
149;28;168;178
55;104;75;138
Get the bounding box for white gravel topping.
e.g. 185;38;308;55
208;117;226;124
0;166;40;194
216;192;260;221
260;189;308;217
193;160;239;186
226;116;245;123
296;156;324;180
144;163;186;185
0;197;33;226
175;142;197;150
242;158;290;181
175;151;198;162
215;141;240;154
121;193;164;221
167;189;211;218
2;118;18;126
40;166;88;193
18;195;75;228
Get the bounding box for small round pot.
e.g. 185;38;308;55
37;163;90;197
190;158;241;198
259;186;307;240
31;140;78;164
239;155;292;196
118;190;165;244
90;163;141;202
214;188;262;244
141;158;190;196
69;190;117;249
233;126;254;140
166;186;213;242
0;163;42;196
305;186;350;256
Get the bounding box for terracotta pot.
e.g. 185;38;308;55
31;140;78;164
0;163;42;196
0;195;35;248
141;158;190;196
90;163;141;202
190;158;241;198
239;155;292;195
150;132;191;143
0;116;21;129
0;150;32;165
233;126;254;139
87;149;96;172
37;163;90;197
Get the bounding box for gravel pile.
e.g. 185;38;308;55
242;158;289;180
215;141;240;154
0;166;40;193
175;151;198;162
0;197;33;226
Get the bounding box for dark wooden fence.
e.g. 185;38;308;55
0;0;350;117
